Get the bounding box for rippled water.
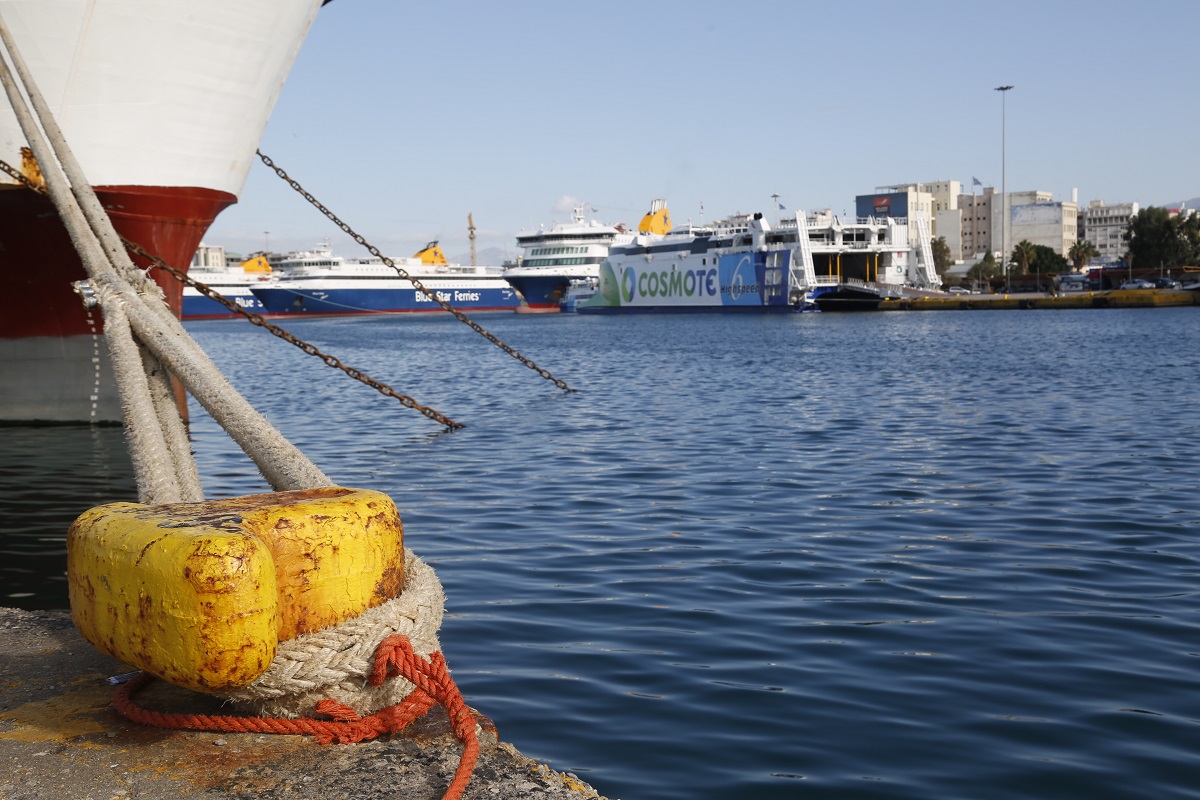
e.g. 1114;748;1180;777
6;307;1200;799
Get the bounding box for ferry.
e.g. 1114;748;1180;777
503;201;671;313
182;247;273;319
577;208;941;314
249;241;520;316
0;0;327;422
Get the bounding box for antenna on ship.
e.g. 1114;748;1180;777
467;213;476;266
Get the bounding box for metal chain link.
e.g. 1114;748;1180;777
0;157;466;429
255;150;577;393
124;240;467;429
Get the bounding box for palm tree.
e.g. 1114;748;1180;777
1068;240;1099;272
1011;240;1036;281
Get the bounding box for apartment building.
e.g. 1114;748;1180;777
1080;200;1138;265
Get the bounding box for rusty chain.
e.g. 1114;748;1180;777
254;150;576;393
0;157;467;429
123;240;467;429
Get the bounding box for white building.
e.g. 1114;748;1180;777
935;208;964;260
1011;200;1078;257
191;242;226;269
874;180;960;236
1081;200;1138;266
942;187;1079;263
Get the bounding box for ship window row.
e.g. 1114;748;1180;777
525;257;597;267
531;246;592;256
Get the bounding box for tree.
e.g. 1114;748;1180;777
1179;213;1200;266
1068;240;1099;271
931;236;953;275
1029;245;1066;274
1125;206;1200;269
1011;239;1037;276
968;250;998;281
1029;245;1067;289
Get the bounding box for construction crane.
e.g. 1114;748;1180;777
467;213;476;267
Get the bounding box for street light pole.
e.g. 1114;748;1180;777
995;85;1013;293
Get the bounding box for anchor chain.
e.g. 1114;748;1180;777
0;158;465;429
255;150;577;393
124;240;467;430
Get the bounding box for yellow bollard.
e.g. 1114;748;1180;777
67;487;404;693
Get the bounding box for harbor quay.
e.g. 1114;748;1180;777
0;607;608;800
881;287;1198;311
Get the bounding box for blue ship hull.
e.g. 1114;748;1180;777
182;288;266;319
505;274;570;311
250;284;521;315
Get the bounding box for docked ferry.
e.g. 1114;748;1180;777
0;0;326;422
577;208;941;314
504;201;671;312
182;246;273;319
249;241;520;316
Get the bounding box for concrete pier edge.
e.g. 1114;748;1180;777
0;606;611;800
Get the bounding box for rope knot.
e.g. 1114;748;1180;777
112;552;479;800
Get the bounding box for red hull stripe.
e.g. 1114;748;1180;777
0;184;235;338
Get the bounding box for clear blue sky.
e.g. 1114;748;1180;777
205;0;1200;263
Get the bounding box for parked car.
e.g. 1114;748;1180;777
1154;277;1182;289
1119;279;1154;290
947;287;970;295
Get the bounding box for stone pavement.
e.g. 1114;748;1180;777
0;607;611;800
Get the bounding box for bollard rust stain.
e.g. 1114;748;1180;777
67;487;405;694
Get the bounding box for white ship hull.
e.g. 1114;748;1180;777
0;0;326;422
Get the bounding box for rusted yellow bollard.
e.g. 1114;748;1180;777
67;487;404;693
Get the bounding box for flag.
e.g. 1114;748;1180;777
778;202;786;211
972;177;982;187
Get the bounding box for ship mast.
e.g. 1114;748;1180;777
468;213;476;267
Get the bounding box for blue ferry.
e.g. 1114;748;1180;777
249;242;520;316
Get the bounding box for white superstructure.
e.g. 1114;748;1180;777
503;205;639;310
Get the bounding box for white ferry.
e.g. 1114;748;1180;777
504;201;671;312
182;246;273;319
249;241;519;316
578;208;942;313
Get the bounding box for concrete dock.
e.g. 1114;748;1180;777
881;287;1198;311
0;607;610;800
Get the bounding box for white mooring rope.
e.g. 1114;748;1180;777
0;11;332;499
225;549;447;719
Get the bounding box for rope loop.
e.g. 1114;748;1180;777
113;633;479;800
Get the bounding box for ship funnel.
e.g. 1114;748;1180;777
750;211;770;251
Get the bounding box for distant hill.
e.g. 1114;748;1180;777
448;246;511;266
1160;197;1199;210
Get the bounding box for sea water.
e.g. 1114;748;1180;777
4;307;1200;800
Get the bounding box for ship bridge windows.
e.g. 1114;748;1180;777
531;246;595;257
525;256;598;267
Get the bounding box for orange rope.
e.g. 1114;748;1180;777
113;635;479;800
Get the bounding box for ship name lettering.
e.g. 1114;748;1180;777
637;268;715;298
